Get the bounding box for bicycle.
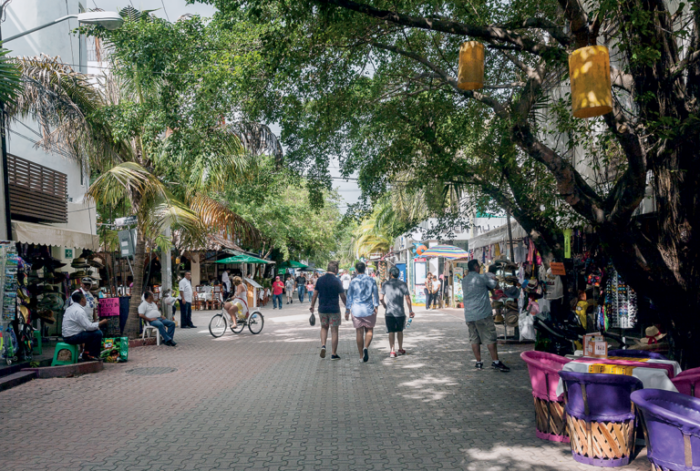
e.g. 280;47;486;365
208;308;264;337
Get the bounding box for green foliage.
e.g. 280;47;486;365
0;49;21;103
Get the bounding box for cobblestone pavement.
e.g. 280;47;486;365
1;299;650;470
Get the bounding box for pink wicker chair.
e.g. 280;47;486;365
676;366;700;379
672;373;700;398
521;350;572;442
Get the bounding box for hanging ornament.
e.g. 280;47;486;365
416;245;428;256
569;45;613;118
457;41;485;90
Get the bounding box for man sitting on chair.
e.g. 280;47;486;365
138;291;177;347
62;291;108;361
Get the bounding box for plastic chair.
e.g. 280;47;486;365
632;389;700;471
560;371;643;467
608;349;669;360
51;342;79;366
520;351;572;442
676;366;700;379
672;373;700;399
141;320;161;346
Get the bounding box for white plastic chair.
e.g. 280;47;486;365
142;320;161;345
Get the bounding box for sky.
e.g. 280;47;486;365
86;0;363;209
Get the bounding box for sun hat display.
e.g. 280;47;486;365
635;326;667;345
36;309;56;324
81;277;94;285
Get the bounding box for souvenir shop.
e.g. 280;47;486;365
1;239;107;364
461;223;651;349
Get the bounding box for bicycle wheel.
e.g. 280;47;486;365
248;311;264;334
231;317;245;334
208;313;228;338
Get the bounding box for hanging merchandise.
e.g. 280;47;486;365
1;242;20;322
457;41;485;90
605;263;637;329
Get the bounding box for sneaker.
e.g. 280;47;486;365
398;349;406;356
190;325;198;329
363;348;369;363
331;354;341;361
475;361;484;370
390;351;397;358
492;361;510;372
320;346;326;359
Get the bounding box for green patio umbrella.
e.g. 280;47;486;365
278;260;308;269
216;254;271;264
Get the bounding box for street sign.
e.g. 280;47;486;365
118;229;135;258
114;216;137;227
64;248;73;259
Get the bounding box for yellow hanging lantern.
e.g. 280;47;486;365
569;46;613;118
457;41;485;90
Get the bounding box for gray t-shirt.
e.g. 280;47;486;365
381;278;409;317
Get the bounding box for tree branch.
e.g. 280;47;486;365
315;0;567;61
496;17;571;46
371;42;509;117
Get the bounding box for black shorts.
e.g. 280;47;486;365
385;316;406;333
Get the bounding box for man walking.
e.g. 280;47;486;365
272;276;285;309
285;275;295;304
345;262;379;363
178;271;196;329
340;270;352;295
462;260;509;372
310;261;347;360
295;271;307;302
380;267;414;358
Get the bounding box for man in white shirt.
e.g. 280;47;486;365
138;291;177;347
69;277;97;321
340;270;352;294
221;270;232;298
178;272;196;328
62;291;108;361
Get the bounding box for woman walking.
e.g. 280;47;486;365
425;273;433;310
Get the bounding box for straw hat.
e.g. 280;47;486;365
636;326;667;345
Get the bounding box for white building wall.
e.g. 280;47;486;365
4;0;97;244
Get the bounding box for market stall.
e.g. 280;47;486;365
217;254;272;308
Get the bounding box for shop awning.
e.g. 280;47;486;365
467;222;528;250
216;254;271;264
12;220;100;250
421;245;470;259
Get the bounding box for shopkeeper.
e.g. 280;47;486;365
543;262;564;321
63;291;108;361
69;277;97;321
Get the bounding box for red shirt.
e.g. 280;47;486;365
272;281;284;295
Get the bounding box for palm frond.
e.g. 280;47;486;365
0;49;21;103
227;122;283;161
87;162;167;210
7;55;127;167
188;194;262;247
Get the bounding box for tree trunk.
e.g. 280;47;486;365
123;232;146;338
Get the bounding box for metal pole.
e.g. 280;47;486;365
506;209;515;262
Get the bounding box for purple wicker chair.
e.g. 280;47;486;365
559;371;643;467
608;349;669;360
520;351;571;442
632;389;700;471
672;373;700;399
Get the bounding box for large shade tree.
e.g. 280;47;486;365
201;0;700;364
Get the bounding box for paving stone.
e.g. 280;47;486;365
0;304;650;470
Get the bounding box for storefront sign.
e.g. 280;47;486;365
564;229;572;259
65;248;73;259
550;262;566;276
98;297;120;317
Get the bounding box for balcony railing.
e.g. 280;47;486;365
7;154;68;224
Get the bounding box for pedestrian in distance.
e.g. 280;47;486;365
306;278;314;302
380;266;414;358
462;260;510;372
285;275;295;304
340;270;352;295
296;271;307;302
345;261;379;363
272;276;285;309
431;275;442;309
138;291;177;347
424;272;433;310
178;271;196;328
310;261;347;360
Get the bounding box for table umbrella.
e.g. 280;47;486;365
278;260;308;269
420;245;470;259
216;254;271;264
